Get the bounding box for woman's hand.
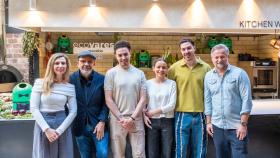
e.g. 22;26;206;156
143;114;152;129
145;108;162;118
45;128;59;142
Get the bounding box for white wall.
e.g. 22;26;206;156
8;0;280;33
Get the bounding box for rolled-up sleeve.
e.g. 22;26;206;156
204;73;212;116
239;70;253;115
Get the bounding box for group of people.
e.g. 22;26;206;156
30;38;253;158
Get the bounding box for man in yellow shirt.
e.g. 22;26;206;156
168;38;211;158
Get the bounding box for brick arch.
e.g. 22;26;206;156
0;64;23;83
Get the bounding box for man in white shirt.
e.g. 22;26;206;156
104;40;147;158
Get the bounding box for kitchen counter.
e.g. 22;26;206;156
251;99;280;115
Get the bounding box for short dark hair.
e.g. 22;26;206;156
179;38;195;47
114;40;131;53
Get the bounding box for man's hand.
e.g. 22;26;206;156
45;128;59;142
206;124;214;137
93;122;105;141
143;114;152;129
118;118;135;132
236;125;247;140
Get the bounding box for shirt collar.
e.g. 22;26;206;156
213;64;232;73
180;57;203;67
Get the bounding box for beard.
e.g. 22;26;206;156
216;63;225;69
80;69;92;78
216;62;228;70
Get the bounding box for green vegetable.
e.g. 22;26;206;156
15;113;33;119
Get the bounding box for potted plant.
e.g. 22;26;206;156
162;47;178;67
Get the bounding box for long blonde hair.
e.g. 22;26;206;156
43;53;71;94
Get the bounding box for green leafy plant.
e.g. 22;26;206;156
113;32;121;42
162;47;177;66
22;32;39;57
22;31;40;84
0;37;5;63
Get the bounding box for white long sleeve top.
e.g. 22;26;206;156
30;79;77;135
146;78;177;118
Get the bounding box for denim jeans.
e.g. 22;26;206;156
212;125;248;158
174;112;207;158
146;118;174;158
75;124;109;158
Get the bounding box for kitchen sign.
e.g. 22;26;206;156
73;42;114;59
240;20;280;28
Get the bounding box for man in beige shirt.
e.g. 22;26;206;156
104;40;147;158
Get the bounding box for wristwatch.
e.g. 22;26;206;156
241;121;248;127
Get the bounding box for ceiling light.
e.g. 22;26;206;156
29;0;37;11
89;0;96;7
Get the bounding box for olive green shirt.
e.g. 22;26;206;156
168;58;211;112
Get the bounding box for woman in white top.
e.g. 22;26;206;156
144;58;177;158
30;53;77;158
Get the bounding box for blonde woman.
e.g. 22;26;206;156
30;53;77;158
144;58;177;158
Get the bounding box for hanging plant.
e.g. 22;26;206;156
22;32;39;57
22;31;39;84
0;37;4;63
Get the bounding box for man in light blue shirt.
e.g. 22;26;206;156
204;44;253;158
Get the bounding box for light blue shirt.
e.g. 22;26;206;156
204;65;253;129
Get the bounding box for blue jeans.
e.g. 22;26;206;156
174;112;207;158
146;118;174;158
75;124;109;158
212;125;248;158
